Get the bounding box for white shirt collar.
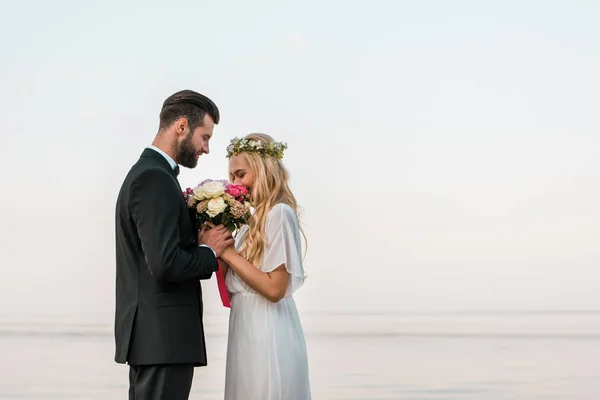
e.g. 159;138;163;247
147;145;177;170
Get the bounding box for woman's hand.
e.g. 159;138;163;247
221;244;237;261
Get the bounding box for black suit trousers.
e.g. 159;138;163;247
129;364;194;400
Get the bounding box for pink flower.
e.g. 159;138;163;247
186;196;196;208
225;184;249;199
226;186;241;197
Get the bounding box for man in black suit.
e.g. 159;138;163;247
114;90;234;400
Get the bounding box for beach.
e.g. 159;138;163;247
1;312;599;399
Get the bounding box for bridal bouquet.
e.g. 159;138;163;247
183;179;251;309
183;179;252;232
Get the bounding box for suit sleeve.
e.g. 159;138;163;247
130;168;218;282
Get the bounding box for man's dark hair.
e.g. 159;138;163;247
159;90;220;132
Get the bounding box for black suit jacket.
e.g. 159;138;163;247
114;148;218;366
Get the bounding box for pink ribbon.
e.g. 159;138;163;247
216;259;231;308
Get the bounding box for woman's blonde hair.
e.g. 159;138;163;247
231;133;306;268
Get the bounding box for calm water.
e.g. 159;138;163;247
1;313;599;399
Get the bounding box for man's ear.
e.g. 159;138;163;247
174;117;190;137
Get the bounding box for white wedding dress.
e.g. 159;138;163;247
224;203;311;400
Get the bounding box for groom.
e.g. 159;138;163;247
114;90;234;400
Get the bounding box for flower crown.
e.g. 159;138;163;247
226;137;288;159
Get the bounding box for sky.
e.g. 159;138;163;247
0;0;599;323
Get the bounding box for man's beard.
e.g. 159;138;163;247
174;133;200;169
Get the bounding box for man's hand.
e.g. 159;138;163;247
198;224;235;258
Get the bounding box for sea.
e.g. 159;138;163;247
1;312;599;399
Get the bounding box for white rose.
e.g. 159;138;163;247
202;181;225;198
193;180;225;200
192;186;207;201
206;197;228;218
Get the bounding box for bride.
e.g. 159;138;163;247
219;133;311;400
